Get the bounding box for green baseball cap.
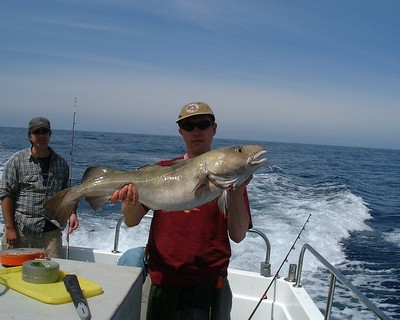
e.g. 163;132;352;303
29;117;51;132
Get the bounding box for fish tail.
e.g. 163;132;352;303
44;188;78;228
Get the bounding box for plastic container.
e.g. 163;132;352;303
0;248;45;267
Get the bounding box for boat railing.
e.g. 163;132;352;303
112;217;272;276
112;216;124;253
295;243;390;320
112;213;154;253
247;228;272;277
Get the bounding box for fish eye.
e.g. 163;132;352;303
236;146;244;153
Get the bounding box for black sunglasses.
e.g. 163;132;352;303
32;128;50;135
180;120;212;132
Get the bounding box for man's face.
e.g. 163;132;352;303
29;127;51;147
178;115;217;157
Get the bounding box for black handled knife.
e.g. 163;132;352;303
63;274;92;320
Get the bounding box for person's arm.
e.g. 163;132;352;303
226;187;251;243
111;184;148;227
1;196;18;245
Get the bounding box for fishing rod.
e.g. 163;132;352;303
69;97;77;187
66;97;77;259
248;214;312;320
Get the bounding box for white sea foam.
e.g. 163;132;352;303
384;228;400;248
236;174;370;259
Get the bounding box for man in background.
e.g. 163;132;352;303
1;117;79;257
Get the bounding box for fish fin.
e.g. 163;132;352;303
208;172;238;189
82;167;106;182
82;166;121;183
193;169;238;199
43;188;76;228
193;174;211;197
217;190;230;217
85;195;111;211
137;164;153;170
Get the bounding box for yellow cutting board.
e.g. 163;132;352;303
0;266;103;304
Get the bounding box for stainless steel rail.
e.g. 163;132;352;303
112;214;153;253
112;216;124;253
247;228;272;277
295;243;390;320
112;218;272;274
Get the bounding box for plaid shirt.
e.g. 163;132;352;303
0;147;69;237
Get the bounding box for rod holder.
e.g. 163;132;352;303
285;263;297;282
260;262;271;277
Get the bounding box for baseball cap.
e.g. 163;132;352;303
29;117;51;132
176;102;215;123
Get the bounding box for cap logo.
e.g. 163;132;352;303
185;103;199;114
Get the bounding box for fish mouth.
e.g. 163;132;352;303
248;148;267;166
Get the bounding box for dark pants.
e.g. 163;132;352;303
146;277;232;320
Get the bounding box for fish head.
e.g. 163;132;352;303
206;145;267;188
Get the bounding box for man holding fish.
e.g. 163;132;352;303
111;102;259;320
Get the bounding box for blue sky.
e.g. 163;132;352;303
1;1;399;149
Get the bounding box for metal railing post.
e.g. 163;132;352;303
325;274;337;320
247;228;272;277
112;217;124;253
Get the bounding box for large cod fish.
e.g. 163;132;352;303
44;145;267;227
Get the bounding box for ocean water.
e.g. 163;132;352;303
0;126;399;319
